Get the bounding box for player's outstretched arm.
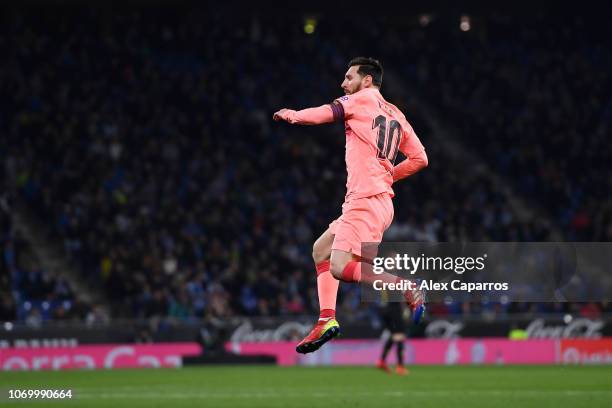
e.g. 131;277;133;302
272;105;335;125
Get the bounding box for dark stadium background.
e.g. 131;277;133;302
0;1;611;404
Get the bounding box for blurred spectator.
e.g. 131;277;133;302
86;304;111;326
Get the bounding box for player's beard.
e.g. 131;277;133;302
352;82;366;94
345;83;361;95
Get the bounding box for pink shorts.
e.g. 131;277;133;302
329;193;394;257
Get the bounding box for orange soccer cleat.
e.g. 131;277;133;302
395;365;409;376
376;359;392;373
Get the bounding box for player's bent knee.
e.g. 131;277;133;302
312;229;334;264
312;244;328;264
330;267;343;280
312;241;332;265
329;259;347;280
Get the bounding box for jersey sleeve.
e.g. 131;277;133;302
392;119;428;182
333;91;369;120
398;121;425;157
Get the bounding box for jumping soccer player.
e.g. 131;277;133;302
273;57;428;354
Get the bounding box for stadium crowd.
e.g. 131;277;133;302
1;8;609;323
0;173;101;325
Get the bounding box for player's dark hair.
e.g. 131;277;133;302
348;57;383;87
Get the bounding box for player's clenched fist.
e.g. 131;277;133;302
273;108;295;122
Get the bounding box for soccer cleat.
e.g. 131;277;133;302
395;365;409;376
296;318;340;354
404;280;426;324
376;359;391;373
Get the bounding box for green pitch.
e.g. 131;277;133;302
1;365;611;408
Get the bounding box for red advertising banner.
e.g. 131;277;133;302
559;339;612;364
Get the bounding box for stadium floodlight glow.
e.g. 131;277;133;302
460;15;471;31
419;14;431;27
304;18;317;34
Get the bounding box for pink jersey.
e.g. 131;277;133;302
333;88;425;201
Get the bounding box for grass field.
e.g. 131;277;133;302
1;365;611;407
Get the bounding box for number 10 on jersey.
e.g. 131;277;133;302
373;115;401;163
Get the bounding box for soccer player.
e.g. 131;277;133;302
273;57;428;354
377;298;410;375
